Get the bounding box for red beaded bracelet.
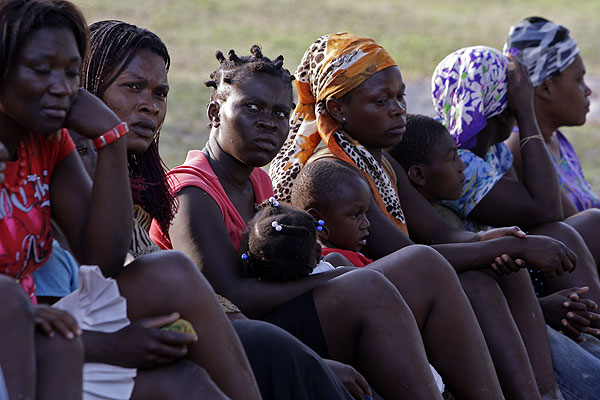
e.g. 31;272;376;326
93;122;129;150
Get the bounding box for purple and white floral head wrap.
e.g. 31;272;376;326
432;46;508;150
503;17;579;87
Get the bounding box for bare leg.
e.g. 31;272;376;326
0;276;36;400
497;270;563;400
0;276;83;400
565;208;600;266
368;245;504;400
35;331;84;400
132;360;229;399
530;221;600;307
115;250;261;400
459;269;540;400
314;268;444;400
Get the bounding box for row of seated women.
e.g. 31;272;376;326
0;0;599;398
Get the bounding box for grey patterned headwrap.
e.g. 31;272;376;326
503;17;579;87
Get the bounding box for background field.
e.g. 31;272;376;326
73;0;600;189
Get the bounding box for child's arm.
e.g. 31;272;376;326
363;183;575;275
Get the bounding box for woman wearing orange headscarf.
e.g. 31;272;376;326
271;33;570;399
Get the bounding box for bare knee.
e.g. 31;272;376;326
398;245;458;284
120;250;216;307
331;268;405;311
530;221;580;243
574;207;600;221
0;276;33;321
35;331;84;398
35;332;84;369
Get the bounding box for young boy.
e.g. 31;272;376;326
389;114;490;232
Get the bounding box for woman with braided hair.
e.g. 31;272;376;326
150;44;508;399
73;20;356;400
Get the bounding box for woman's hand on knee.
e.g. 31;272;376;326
324;359;372;400
112;312;198;369
33;304;81;340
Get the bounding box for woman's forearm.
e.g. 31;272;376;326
83;137;133;276
217;268;352;318
516;116;563;221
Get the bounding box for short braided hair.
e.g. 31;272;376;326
239;200;319;282
82;20;175;235
205;44;294;102
0;0;88;84
291;160;368;214
389;114;450;171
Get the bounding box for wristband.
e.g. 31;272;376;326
93;122;129;150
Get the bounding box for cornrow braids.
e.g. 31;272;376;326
239;200;320;282
291;160;368;214
389;114;451;172
205;44;294;102
82;20;175;236
0;0;88;83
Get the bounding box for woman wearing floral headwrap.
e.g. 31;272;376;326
270;33;582;400
503;17;600;275
432;44;600;355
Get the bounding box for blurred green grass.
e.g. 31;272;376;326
73;0;600;190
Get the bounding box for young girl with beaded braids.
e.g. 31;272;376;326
239;199;332;282
150;45;507;399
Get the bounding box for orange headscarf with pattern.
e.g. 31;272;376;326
270;33;407;234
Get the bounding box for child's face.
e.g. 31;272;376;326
320;177;371;252
422;133;466;201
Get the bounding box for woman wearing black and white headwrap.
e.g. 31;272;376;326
503;18;600;269
504;17;599;215
502;15;600;346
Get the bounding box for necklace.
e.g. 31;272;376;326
2;139;29;193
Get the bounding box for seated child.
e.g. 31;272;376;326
290;161;374;268
388;114;484;232
239;198;335;281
